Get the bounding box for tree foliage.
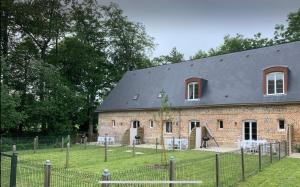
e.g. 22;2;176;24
190;9;300;60
152;47;185;65
1;0;154;136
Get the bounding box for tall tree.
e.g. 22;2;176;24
152;47;185;65
103;3;154;81
11;0;70;58
274;8;300;43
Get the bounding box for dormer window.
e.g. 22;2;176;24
188;82;199;100
267;72;284;95
185;77;205;100
263;66;288;95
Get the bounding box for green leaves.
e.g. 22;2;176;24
152;47;185;65
0;84;26;133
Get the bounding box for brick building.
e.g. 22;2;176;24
96;41;300;150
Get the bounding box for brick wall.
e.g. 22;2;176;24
98;104;300;147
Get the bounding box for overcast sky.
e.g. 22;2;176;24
102;0;300;58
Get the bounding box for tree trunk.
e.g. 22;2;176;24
87;94;95;142
88;112;93;142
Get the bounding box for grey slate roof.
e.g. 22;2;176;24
96;41;300;112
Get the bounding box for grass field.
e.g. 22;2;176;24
239;158;300;187
1;144;294;187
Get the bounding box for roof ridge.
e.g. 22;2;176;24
128;40;300;73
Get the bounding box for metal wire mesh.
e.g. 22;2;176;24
176;155;215;187
219;150;241;187
1;136;74;152
1;153;11;187
1;140;288;187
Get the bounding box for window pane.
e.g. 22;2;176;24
267;74;275;94
194;83;199;98
276;79;284;94
188;84;194;99
244;122;250;140
166;122;172;133
252;122;257;140
268;80;275;94
279;120;285;129
219;121;223;128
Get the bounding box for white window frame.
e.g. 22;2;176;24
242;120;258;141
266;72;285;95
165;121;172;133
188;120;200;134
187;82;200;101
149;120;154;128
278;119;285;132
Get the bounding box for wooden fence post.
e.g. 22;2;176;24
84;136;87;149
61;137;64;151
215;153;220;187
169;156;176;187
104;135;108;162
44;160;51;187
156;138;158;153
65;143;70;168
285;141;288;157
67;135;71;146
258;144;262;171
278;142;281;160
12;144;16;154
270;143;273;164
172;137;175;152
288;125;292;156
241;148;245;181
132;140;136;157
34;137;37;153
36;136;39;149
10;152;17;187
102;169;110;187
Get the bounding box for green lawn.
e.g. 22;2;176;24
239;158;300;187
1;144;297;187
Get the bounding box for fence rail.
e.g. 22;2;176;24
1;141;287;187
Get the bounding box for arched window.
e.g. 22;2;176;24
266;72;284;95
263;66;288;95
132;120;140;128
188;82;199;100
185;77;204;100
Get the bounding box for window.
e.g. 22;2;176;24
112;120;116;127
218;120;223;129
165;121;172;133
188;82;199;100
267;72;284;95
189;120;200;134
278;119;285;130
263;66;288;95
149;120;154;128
132;120;140;128
244;121;257;141
185;77;205;100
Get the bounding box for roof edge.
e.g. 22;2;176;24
96;101;300;113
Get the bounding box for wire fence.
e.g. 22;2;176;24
1;141;288;187
1;136;74;152
1;153;12;187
